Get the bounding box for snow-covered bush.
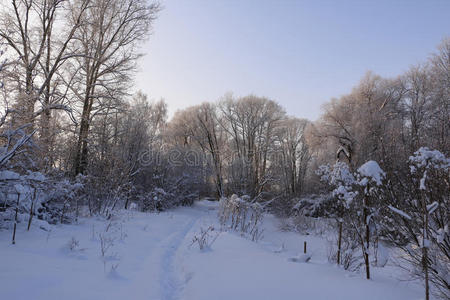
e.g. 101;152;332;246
317;149;449;298
287;214;334;236
218;194;264;242
318;160;386;279
0;170;85;237
351;160;386;279
291;194;335;218
67;237;80;251
140;188;169;212
327;227;362;271
316;162;357;268
38;176;84;224
73;174;125;217
267;194;296;218
139;184;198;213
98;232;116;258
381;148;449;299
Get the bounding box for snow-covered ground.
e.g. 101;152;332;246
0;201;425;300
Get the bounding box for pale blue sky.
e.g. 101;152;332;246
135;0;450;121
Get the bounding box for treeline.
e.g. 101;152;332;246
307;39;449;172
0;0;447;214
167;96;311;199
0;0;312;218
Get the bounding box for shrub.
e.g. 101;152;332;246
218;194;264;242
190;226;219;251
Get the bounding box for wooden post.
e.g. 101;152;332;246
337;220;343;265
27;188;36;231
27;201;34;231
304;241;307;254
12;193;20;245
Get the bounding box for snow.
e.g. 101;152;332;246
0;170;46;183
0;170;21;180
409;147;450;170
375;243;389;267
388;205;412;220
436;228;446;244
287;253;312;263
419;171;427;190
333;185;357;206
24;171;47;182
0;201;424;300
357;160;385;186
317;162;357;206
317;162;355;187
426;201;439;214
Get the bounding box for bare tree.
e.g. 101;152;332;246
219;95;285;197
308;72;404;172
276;117;310;196
0;0;90;129
169;103;225;197
71;0;160;175
428;38;450;154
400;65;433;152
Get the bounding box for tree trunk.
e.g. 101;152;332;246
74;92;93;175
363;194;371;280
364;243;371;280
423;207;430;300
40;26;53;169
423;245;429;300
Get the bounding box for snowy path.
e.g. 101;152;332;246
159;217;197;300
0;204;206;300
0;201;424;300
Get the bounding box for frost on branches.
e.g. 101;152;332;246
317;162;357;206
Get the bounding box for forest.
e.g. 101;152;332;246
0;1;448;300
